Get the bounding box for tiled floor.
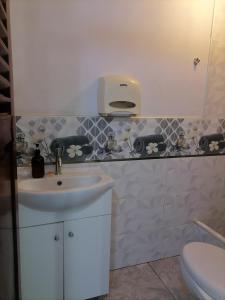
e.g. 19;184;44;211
104;256;198;300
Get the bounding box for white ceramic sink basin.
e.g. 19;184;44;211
18;168;114;212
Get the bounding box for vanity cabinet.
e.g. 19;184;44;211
20;215;111;300
18;167;113;300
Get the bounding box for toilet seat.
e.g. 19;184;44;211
181;242;225;300
181;261;214;300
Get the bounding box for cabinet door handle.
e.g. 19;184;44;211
68;232;74;238
54;235;60;241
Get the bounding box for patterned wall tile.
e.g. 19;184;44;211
99;156;225;269
161;223;198;258
16;116;225;166
154;118;184;145
204;0;225;117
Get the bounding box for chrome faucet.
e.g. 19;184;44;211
55;146;63;175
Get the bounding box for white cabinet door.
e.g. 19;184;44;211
20;223;63;300
64;215;111;300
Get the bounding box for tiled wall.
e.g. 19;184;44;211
16;116;225;268
204;0;225;117
16;116;225;166
100;156;225;268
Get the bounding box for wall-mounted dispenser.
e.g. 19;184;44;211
98;75;141;116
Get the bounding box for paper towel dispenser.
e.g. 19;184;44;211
98;75;141;116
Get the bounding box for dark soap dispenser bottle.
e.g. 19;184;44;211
32;144;45;178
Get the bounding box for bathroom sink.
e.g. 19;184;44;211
18;168;114;212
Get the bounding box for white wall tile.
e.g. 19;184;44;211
100;156;225;269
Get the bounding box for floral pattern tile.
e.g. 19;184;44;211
16;116;225;166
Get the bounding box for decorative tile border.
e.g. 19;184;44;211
16;116;225;166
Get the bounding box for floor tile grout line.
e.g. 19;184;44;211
147;262;177;300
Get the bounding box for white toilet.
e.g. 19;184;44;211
181;242;225;300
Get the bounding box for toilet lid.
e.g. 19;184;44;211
182;242;225;300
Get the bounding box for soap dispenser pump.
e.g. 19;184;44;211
31;144;45;178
